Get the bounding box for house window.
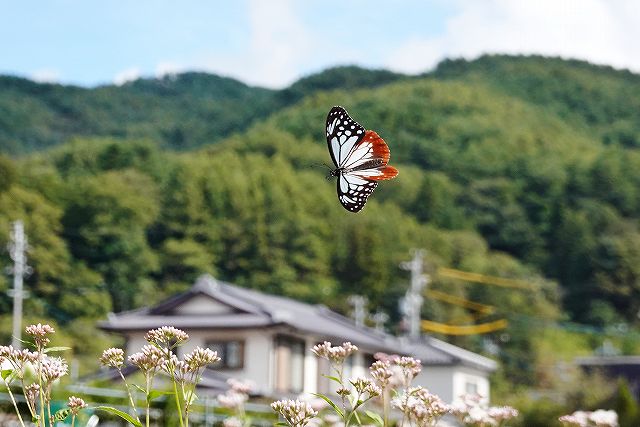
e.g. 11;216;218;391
364;353;376;369
275;336;305;393
206;340;245;369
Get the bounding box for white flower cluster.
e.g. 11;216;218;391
451;394;519;427
100;347;125;369
184;346;220;370
217;378;253;409
144;326;189;346
349;377;382;398
227;378;254;394
369;359;393;387
392;386;451;426
24;383;40;410
40;356;68;384
311;341;358;363
67;395;88;415
372;353;422;388
128;344;165;373
25;323;55;348
0;345;39;378
271;399;318;427
223;416;243;427
559;409;618;427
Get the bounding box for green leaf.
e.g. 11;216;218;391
321;374;343;384
346;408;362;426
310;393;343;418
44;346;72;353
353;410;362;425
274;422;289;426
95;406;142;427
147;390;174;403
54;408;71;421
1;369;14;381
365;410;384;427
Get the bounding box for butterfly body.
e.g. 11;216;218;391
325;106;398;212
329;158;385;177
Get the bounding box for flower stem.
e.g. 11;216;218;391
37;360;45;426
4;381;26;427
118;369;141;424
172;375;185;427
46;395;53;427
181;382;189;427
145;373;151;427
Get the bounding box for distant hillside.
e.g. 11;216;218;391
0;66;407;154
434;55;640;149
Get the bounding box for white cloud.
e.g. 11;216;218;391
155;61;185;78
30;68;60;83
387;0;640;74
113;67;141;85
158;0;316;88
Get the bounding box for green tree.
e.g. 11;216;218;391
62;170;159;311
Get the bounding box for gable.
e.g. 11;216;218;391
172;295;236;316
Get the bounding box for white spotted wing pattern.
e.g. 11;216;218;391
326;106;398;213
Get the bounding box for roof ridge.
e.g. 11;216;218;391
427;337;497;370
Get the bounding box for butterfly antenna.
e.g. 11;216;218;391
308;162;334;172
307;162;335;180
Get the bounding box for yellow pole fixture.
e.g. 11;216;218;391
425;289;495;316
437;267;535;290
421;318;509;335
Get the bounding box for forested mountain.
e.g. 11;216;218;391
0;66;406;154
2;55;640;395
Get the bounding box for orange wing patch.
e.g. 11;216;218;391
361;130;391;164
366;165;399;181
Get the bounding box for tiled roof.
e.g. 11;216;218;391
100;274;496;372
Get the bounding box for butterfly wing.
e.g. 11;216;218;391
326;106;366;168
344;131;399;180
337;174;378;213
326;106;399;213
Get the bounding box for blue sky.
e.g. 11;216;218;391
1;0;639;88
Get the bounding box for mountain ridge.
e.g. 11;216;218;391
3;54;640;155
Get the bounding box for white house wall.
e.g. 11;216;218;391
414;364;490;404
173;295;234;315
452;366;491;404
415;366;455;403
303;337;318;393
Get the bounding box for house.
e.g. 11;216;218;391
576;355;640;400
100;274;496;403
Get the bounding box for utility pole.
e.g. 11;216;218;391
8;220;29;349
371;310;389;332
400;249;429;340
348;295;368;328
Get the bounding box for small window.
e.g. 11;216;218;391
465;380;478;395
206;340;245;369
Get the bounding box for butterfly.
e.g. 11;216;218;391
326;106;398;212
